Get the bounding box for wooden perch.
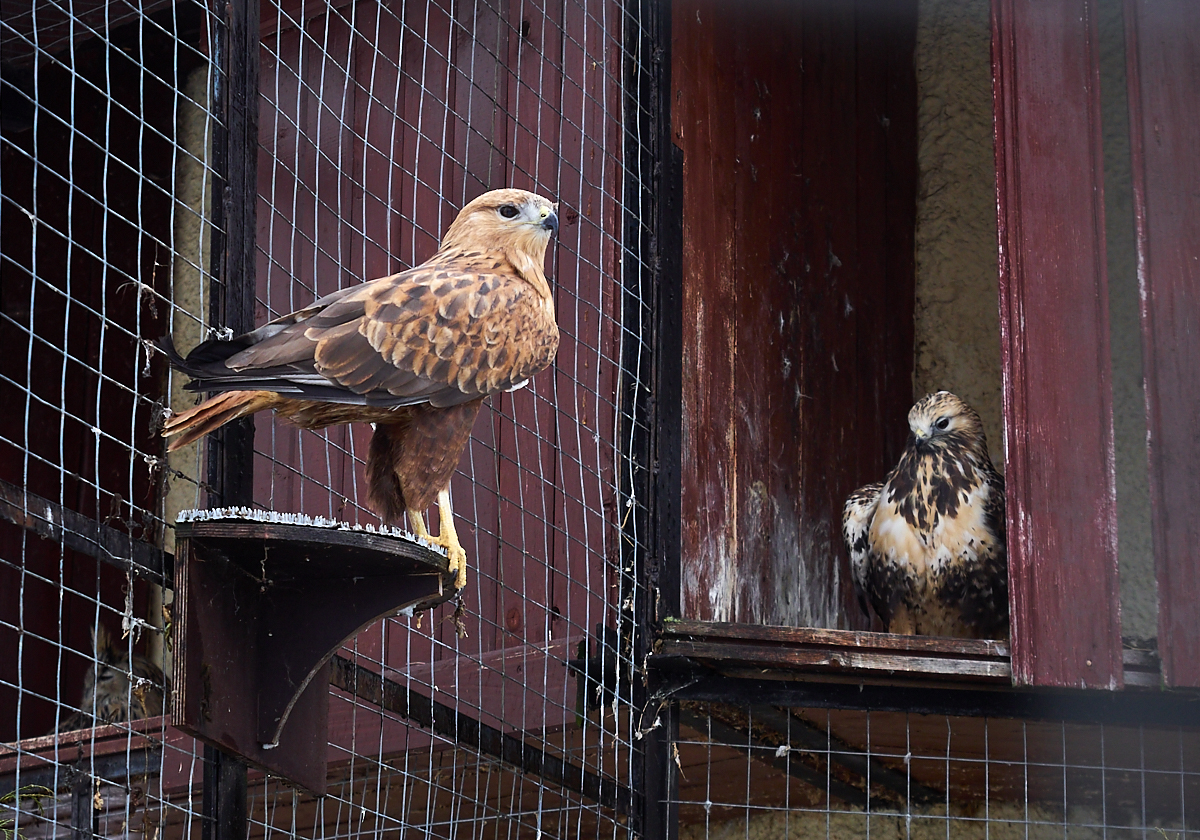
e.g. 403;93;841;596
171;511;455;794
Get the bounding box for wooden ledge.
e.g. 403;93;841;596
654;619;1012;683
0;716;167;782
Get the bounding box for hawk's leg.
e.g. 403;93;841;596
406;492;467;589
435;489;467;589
888;606;918;636
407;508;433;542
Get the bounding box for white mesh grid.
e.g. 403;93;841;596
241;0;641;835
1;0;222;835
3;0;646;833
673;704;1200;840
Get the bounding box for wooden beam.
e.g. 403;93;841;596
0;478;170;585
669;674;1200;727
992;0;1122;688
329;656;636;818
678;706;870;808
202;0;259;828
206;0;259;510
736;704;942;806
656;619;1011;682
202;745;246;840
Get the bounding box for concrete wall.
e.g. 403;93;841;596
911;0;1156;640
911;0;1002;459
1097;0;1155;643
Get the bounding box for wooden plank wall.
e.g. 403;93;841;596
992;0;1123;688
1124;0;1200;689
671;0;917;629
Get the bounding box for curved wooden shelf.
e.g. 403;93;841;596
172;515;454;794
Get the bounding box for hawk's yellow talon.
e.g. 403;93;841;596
408;492;468;589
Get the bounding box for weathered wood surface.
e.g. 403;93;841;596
662;618;1008;655
672;0;917;629
0;717;204;796
1124;0;1200;689
656;619;1011;682
992;0;1122;688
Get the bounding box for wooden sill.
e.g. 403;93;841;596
654;619;1164;688
654;619;1013;684
0;717;205;794
0;715;169;776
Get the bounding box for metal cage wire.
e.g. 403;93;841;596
2;0;650;835
239;0;641;834
673;705;1200;840
7;1;1192;839
2;0;223;835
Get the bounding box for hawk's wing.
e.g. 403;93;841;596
843;481;884;619
170;252;559;409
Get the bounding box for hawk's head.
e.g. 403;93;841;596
440;188;559;262
907;391;989;459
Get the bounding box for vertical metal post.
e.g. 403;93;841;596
201;0;260;834
70;773;97;840
626;0;681;835
641;134;684;840
207;0;260;508
202;745;249;840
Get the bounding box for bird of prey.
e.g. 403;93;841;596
160;188;560;589
842;391;1008;639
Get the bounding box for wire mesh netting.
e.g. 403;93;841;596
673;704;1200;840
238;0;640;834
9;1;1193;839
2;0;649;835
1;0;221;835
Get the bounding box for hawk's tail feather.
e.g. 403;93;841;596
156;333;260;381
162;391;279;451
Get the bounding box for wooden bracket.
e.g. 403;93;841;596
171;515;454;794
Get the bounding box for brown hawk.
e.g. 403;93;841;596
160;188;561;589
842;391;1008;639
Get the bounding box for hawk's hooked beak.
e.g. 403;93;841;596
540;207;559;235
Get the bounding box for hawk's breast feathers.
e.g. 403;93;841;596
843;392;1008;639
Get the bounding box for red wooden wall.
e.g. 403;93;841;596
252;0;623;733
994;0;1200;689
992;0;1123;689
671;0;917;629
1124;0;1200;689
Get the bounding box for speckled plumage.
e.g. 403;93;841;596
55;623;165;733
842;391;1008;639
161;189;561;588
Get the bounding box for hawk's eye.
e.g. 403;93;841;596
498;205;520;219
935;417;950;431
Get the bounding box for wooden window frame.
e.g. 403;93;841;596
657;0;1200;694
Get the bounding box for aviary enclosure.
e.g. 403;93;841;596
1;0;1198;838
